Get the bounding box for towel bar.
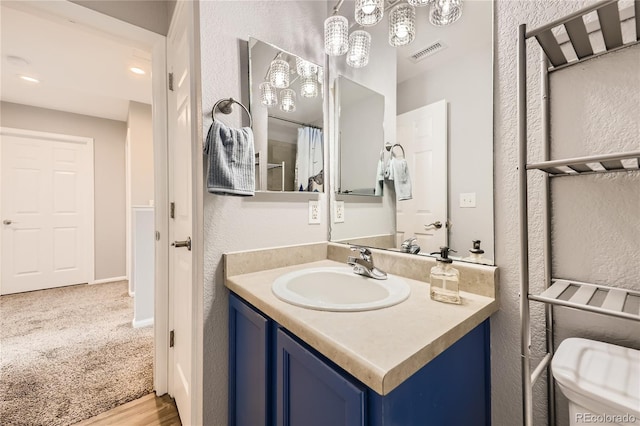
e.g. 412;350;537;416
212;97;253;128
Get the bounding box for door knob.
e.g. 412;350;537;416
3;220;12;225
424;221;443;230
171;236;191;251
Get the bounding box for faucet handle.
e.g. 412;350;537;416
350;246;372;260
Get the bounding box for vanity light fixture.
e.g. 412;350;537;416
408;0;434;6
280;89;296;112
269;58;290;89
296;57;318;78
129;67;145;75
389;3;416;47
324;15;349;56
429;0;462;26
355;0;384;26
300;75;319;98
260;82;278;107
347;30;372;68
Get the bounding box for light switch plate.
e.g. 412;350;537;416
460;192;476;208
334;201;345;223
308;200;321;224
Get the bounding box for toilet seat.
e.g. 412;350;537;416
552;338;640;421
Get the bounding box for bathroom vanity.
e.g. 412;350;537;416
225;243;498;426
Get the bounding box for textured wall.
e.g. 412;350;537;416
198;2;328;425
493;2;639;426
0;101;127;281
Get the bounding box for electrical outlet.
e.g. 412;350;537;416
460;192;476;208
334;201;345;223
308;200;321;224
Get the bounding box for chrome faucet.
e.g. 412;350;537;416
401;237;421;254
347;247;388;280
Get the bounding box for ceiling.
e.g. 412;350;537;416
1;3;152;122
0;1;491;122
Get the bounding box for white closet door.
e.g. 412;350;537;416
1;129;92;294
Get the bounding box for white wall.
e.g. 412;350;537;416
397;49;494;259
492;2;640;425
0;101;126;281
198;2;328;424
329;6;397;242
127;101;154;206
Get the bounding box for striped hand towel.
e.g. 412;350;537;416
204;120;255;196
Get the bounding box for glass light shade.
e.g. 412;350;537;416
300;75;318;98
355;0;384;26
317;67;324;85
269;59;290;88
259;82;277;107
429;0;462;26
408;0;434;6
389;4;416;47
296;57;318;78
324;15;349;56
280;89;296;112
347;30;371;68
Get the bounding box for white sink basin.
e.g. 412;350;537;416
272;266;411;312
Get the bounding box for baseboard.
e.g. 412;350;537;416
91;276;127;285
132;318;154;328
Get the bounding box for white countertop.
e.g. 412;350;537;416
225;259;498;395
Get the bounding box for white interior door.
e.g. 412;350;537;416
167;2;194;424
396;100;448;254
1;128;93;295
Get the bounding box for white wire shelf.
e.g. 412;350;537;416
527;151;640;176
529;279;640;321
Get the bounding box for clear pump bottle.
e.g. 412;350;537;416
429;247;461;304
463;240;492;265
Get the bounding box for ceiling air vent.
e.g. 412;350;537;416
408;41;447;63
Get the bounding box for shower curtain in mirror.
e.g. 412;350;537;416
295;127;323;192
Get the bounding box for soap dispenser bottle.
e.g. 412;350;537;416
429;247;461;304
464;240;492;265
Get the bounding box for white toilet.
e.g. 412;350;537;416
552;337;640;426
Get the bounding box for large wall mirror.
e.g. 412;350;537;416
329;0;494;264
249;37;325;192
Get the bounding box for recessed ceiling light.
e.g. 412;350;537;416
130;67;145;75
19;75;40;83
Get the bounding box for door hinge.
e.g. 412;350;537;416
170;202;175;219
168;72;174;91
170;330;175;348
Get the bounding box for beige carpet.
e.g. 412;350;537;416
0;281;153;426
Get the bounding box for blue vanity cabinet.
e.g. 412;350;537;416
229;293;491;426
276;328;366;426
229;294;272;426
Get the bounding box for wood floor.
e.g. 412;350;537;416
74;393;181;426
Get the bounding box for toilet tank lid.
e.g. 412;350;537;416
552;338;640;416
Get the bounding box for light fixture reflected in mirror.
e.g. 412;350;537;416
324;15;349;56
300;75;319;98
296;57;318;78
280;89;296;112
260;82;277;107
389;3;416;47
269;58;290;88
355;0;384;26
347;30;371;68
430;0;463;26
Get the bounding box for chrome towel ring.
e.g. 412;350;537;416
212;97;253;128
